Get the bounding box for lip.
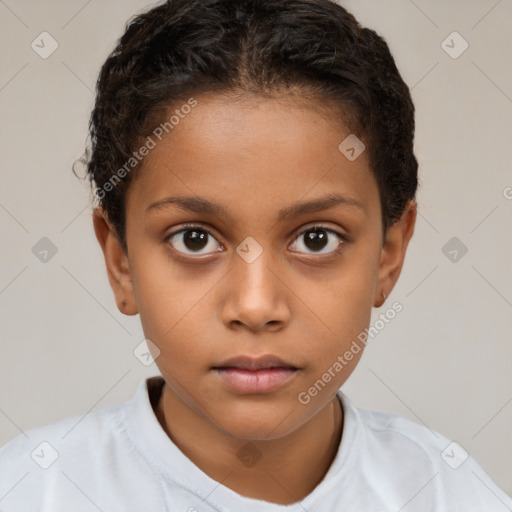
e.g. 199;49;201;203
213;355;299;371
212;355;300;394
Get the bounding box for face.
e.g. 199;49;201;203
95;93;415;441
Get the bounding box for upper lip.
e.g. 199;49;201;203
212;355;299;371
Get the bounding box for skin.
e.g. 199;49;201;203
93;93;416;504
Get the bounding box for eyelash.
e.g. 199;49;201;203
164;223;347;258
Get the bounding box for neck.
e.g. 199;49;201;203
155;386;343;505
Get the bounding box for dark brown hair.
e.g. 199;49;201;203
83;0;418;251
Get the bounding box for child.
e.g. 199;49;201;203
1;0;511;510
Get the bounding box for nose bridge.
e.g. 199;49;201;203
220;239;291;331
236;248;274;297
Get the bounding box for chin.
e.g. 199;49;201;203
209;400;304;441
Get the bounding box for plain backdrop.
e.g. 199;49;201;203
1;0;511;495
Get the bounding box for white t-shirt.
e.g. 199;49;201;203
1;376;511;511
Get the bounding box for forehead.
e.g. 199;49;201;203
125;93;380;226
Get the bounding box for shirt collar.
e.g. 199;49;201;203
124;375;360;510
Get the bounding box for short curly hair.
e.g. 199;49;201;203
84;0;418;251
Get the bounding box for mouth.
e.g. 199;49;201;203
212;355;300;394
213;355;299;371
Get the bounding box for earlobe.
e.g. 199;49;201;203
92;208;138;316
374;200;417;307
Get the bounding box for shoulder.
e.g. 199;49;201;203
0;401;128;504
0;400;127;458
339;393;512;511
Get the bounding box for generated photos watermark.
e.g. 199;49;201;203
93;97;197;201
298;301;403;405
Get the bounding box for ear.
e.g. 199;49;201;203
92;207;138;315
374;200;417;307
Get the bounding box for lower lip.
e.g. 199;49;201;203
214;367;298;394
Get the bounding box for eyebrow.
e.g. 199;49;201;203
146;193;364;221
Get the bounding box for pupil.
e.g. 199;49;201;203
184;230;208;251
305;229;328;251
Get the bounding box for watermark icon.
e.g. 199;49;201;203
32;237;58;263
441;441;469;469
236;236;263;264
236;442;262;468
503;186;512;200
133;338;161;366
31;441;59;469
31;32;59;59
338;134;365;161
298;301;403;405
93;98;197;201
441;236;468;263
441;31;468;59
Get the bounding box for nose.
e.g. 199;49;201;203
219;247;291;333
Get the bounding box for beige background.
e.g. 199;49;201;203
1;0;511;496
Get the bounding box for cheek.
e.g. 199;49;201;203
294;289;369;408
130;255;220;368
300;249;379;335
294;246;380;383
130;246;204;331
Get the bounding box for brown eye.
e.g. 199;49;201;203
290;226;345;255
167;226;222;255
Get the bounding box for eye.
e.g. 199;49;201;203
166;224;222;256
289;225;346;255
